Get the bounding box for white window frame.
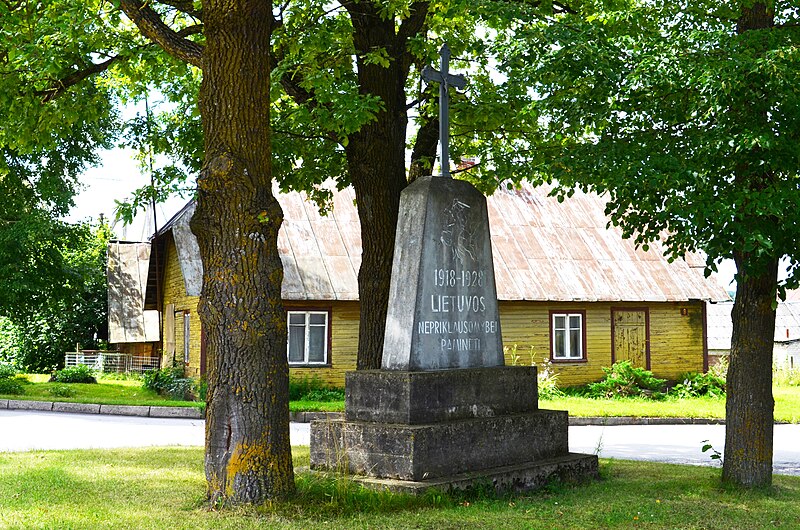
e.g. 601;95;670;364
551;312;585;361
287;310;329;366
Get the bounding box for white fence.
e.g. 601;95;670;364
64;352;160;374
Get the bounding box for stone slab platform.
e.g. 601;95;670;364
341;453;599;495
311;410;568;481
345;366;538;424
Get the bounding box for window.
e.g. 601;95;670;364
183;313;191;365
287;311;329;365
551;312;585;361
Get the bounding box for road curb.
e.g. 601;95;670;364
568;416;727;426
4;402;790;426
5;400;204;419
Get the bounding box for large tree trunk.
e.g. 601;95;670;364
721;2;777;489
191;0;294;503
723;252;777;487
346;6;411;370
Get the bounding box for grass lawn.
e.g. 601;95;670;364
0;447;797;529
3;375;798;422
0;375;201;408
543;385;800;423
0;375;342;413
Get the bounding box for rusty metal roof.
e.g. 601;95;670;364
155;182;730;303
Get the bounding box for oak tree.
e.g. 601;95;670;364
484;0;800;487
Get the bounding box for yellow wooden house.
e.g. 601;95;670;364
109;183;730;387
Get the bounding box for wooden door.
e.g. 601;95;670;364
612;309;649;369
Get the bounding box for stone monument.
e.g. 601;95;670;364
310;44;598;493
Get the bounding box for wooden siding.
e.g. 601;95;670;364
499;300;705;387
161;236;203;377
161;236;360;385
160;234;706;387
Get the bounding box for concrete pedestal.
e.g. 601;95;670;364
310;367;598;493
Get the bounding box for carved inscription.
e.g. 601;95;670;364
413;198;501;356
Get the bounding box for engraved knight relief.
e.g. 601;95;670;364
440;198;477;265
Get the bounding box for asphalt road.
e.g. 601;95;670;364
1;410;798;476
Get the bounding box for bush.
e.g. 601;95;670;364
587;361;666;399
0;377;25;395
143;364;196;401
536;359;564;400
303;388;345;402
50;365;97;384
0;363;17;380
672;371;726;398
774;365;800;387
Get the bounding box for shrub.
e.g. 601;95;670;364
709;354;729;380
289;375;325;401
303;388;345;402
143;364;196;401
0;364;17;380
774;365;800;387
587;361;666;399
0;377;25;395
50;365;97;384
536;359;564;400
48;384;76;398
672;371;726;398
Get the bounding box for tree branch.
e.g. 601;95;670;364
35;56;121;103
119;0;204;68
157;0;203;20
398;2;429;77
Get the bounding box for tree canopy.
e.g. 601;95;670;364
476;0;800;487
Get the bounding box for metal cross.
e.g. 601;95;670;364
421;43;467;178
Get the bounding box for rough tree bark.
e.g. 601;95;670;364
343;1;430;369
722;2;776;489
723;252;778;487
121;0;295;503
190;0;294;503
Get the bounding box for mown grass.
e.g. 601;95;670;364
0;375;200;408
4;376;798;422
0;446;798;529
543;385;800;423
0;374;343;412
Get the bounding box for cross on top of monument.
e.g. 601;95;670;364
421;43;467;179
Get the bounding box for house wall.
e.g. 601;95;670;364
161;235;203;377
160;236;707;387
160;237;360;384
499;300;706;387
774;341;800;370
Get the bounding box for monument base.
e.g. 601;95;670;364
316;453;599;495
310;367;599;493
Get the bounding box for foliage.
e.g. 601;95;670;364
142;364;199;401
505;344;564;400
672;372;727;399
709;355;730;381
587;362;667;400
2;448;800;528
303;388;345;402
0;376;202;407
775;366;800;387
48;384;77;398
0;363;17;380
536;358;565;400
51;365;97;384
0;377;25;395
289;375;329;401
0;222;110;372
